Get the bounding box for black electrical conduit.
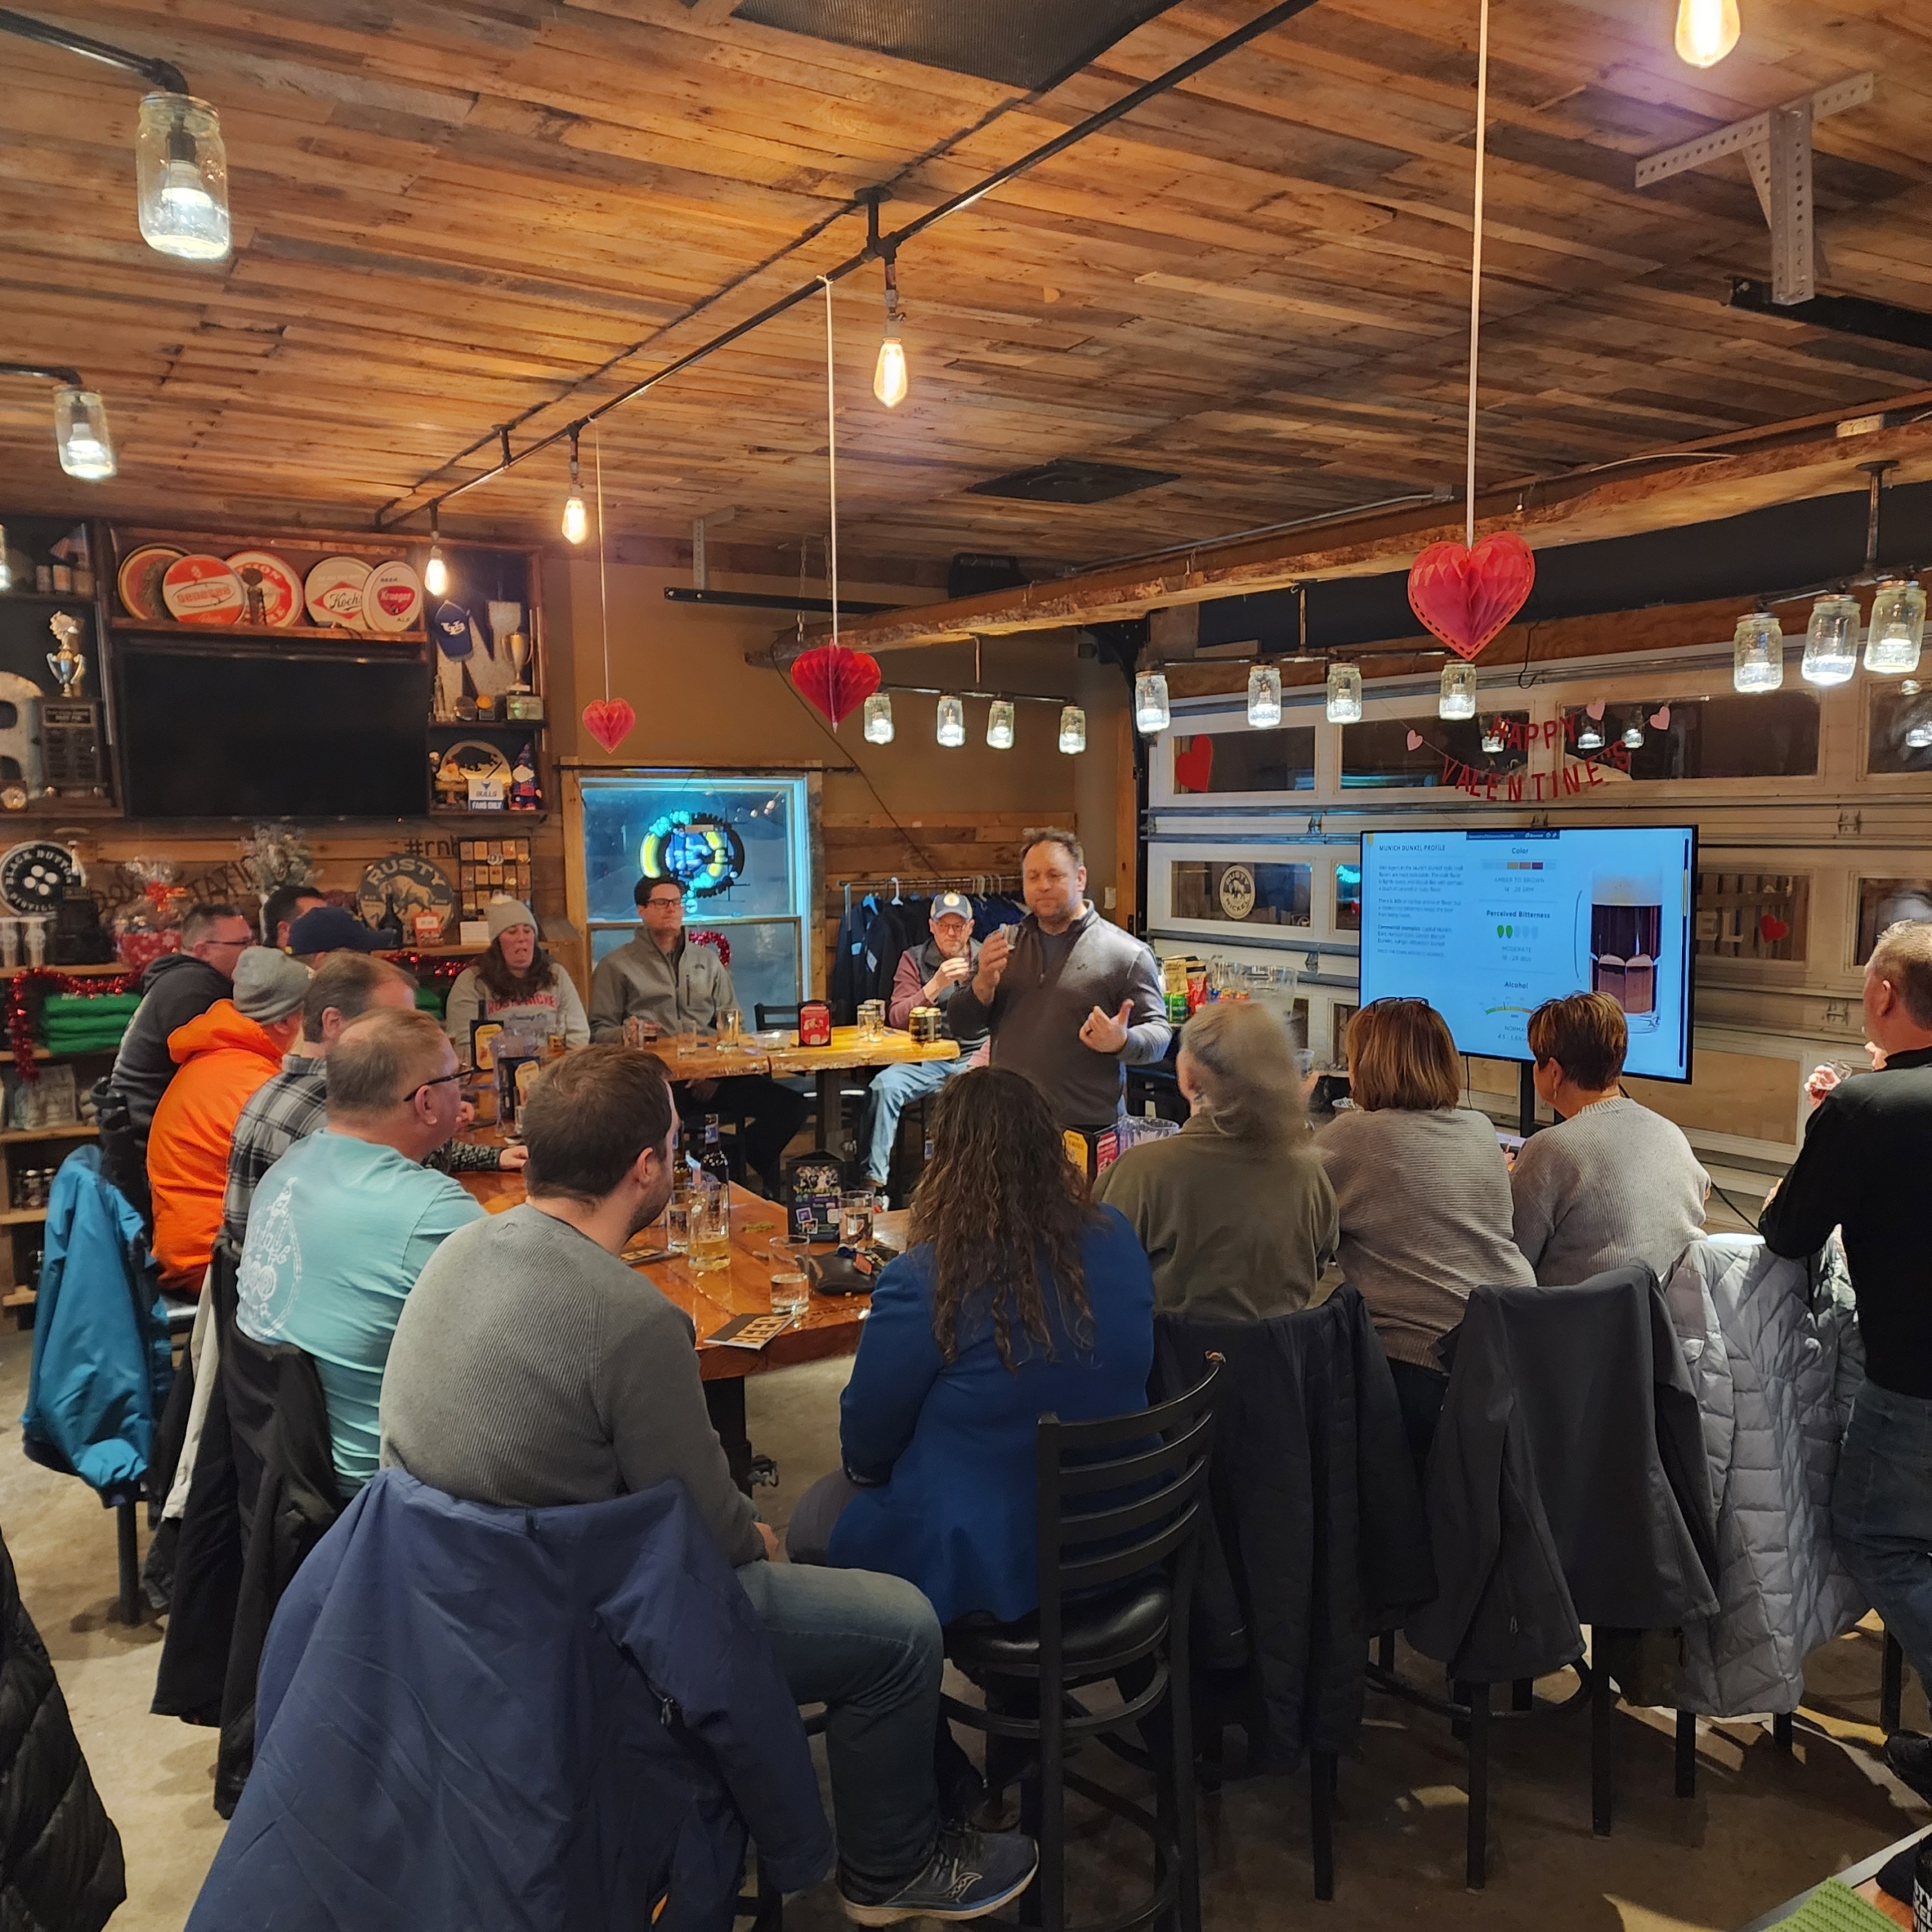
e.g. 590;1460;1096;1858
371;0;1324;532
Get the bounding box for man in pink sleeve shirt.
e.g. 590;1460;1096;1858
858;894;984;1194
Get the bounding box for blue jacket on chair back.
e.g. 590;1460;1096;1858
22;1145;170;1506
185;1467;833;1932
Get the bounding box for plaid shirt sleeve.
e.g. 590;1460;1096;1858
223;1069;329;1251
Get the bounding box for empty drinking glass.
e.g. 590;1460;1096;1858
839;1191;873;1246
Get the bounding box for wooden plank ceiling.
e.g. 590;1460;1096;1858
4;0;1932;577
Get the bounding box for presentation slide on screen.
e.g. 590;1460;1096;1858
1358;826;1694;1081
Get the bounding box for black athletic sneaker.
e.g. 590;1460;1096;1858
1884;1730;1932;1798
839;1826;1039;1925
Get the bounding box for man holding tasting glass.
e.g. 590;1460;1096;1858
945;829;1168;1147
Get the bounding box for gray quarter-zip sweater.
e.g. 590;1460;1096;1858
588;934;736;1041
945;906;1171;1129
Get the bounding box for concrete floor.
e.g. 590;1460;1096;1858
3;1335;1925;1930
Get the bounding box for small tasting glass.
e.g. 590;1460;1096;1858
839;1191;873;1246
768;1235;811;1318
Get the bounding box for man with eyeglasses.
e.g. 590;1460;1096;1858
589;872;808;1194
237;1008;482;1498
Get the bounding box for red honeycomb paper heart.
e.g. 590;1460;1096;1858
790;644;881;728
1406;531;1537;661
582;697;635;752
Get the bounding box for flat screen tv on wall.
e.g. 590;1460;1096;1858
114;645;432;819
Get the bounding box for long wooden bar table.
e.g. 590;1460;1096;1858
458;1162;899;1486
640;1025;959;1144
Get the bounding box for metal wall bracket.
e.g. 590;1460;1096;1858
1635;72;1873;306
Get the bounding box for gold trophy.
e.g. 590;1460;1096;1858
45;614;85;695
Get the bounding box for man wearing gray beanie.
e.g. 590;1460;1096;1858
148;949;312;1292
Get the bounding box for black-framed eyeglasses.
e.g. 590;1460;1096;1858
407;1072;464;1103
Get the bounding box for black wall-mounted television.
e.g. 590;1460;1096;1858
113;645;431;819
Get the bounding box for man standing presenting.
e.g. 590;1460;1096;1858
589;872;806;1194
1761;919;1932;1794
945;829;1169;1145
857;892;983;1195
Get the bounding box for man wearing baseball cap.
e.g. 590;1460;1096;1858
288;905;385;964
147;948;312;1292
857;893;983;1197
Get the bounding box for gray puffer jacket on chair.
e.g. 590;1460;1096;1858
1665;1234;1866;1718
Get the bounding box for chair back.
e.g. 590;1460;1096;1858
1035;1357;1220;1678
755;1003;801;1032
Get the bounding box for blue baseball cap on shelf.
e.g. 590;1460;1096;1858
930;892;972;921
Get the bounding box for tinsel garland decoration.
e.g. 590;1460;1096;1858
9;970;137;1084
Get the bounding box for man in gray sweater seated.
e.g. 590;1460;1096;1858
1510;991;1708;1285
378;1046;1036;1927
944;828;1169;1143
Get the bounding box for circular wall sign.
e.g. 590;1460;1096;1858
1217;863;1257;921
639;811;746;900
0;841;83;914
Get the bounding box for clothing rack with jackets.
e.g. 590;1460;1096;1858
828;877;1026;1023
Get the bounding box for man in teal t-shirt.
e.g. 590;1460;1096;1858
238;1008;482;1494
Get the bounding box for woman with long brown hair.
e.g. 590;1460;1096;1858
787;1066;1153;1627
442;900;589;1057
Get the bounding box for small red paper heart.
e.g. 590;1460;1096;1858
1759;913;1791;943
582;697;635;753
1586;699;1606;721
1405;731;1424;752
790;644;881;728
1173;737;1214;792
1650;706;1671;730
1405;531;1537;661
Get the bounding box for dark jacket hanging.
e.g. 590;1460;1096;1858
1404;1267;1720;1685
0;1526;125;1932
1152;1287;1436;1767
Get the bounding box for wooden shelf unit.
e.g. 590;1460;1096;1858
108;617;426;647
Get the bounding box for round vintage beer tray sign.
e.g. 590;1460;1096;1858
1217;864;1257;921
117;544;183;621
0;841;83;913
303;556;372;629
161;554;245;625
357;853;457;931
225;550;303;627
361;559;423;633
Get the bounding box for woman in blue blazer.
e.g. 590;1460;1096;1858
788;1067;1155;1627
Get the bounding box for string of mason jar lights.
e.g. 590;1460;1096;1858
857;688;1088;755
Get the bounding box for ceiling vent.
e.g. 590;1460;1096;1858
967;458;1180;505
725;0;1180;91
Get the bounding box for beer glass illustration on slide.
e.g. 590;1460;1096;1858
1577;875;1663;1029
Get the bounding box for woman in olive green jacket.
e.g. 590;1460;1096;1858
1094;1000;1336;1322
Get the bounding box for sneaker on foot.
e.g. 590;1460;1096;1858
839;1826;1038;1925
1884;1730;1932;1798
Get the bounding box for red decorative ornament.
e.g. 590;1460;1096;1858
8;969;138;1084
1406;531;1537;661
583;697;636;754
689;928;731;968
1171;737;1214;793
789;645;881;728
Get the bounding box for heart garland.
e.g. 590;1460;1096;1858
1406;530;1537;661
790;643;881;728
582;697;636;753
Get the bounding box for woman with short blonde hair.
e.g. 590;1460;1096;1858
1094;1000;1337;1322
1319;998;1534;1460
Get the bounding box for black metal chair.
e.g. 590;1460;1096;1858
943;1358;1222;1932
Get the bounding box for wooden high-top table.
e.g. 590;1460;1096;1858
640;1026;959;1145
458;1162;901;1487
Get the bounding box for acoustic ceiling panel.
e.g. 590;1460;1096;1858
726;0;1181;91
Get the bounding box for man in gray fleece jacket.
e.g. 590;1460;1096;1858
944;828;1170;1132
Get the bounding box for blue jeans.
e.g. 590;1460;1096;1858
858;1057;964;1184
1832;1381;1932;1694
736;1558;942;1890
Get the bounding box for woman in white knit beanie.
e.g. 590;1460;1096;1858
441;898;590;1060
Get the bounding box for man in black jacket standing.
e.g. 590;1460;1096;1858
100;903;253;1218
1762;918;1932;1793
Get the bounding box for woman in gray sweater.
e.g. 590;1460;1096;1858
1318;998;1534;1460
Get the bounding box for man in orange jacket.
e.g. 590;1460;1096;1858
148;948;312;1293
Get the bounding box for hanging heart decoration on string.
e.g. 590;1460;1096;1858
1759;913;1791;944
1586;699;1606;721
1172;736;1214;792
583;697;636;753
1406;530;1537;661
1406;731;1425;752
1649;705;1672;731
791;643;881;728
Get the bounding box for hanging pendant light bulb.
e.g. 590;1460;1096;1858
1802;592;1860;686
1906;717;1932;751
1438;661;1476;721
936;694;965;747
1058;704;1086;755
986;699;1016;749
1324;662;1362;724
1732;609;1783;692
423;506;450;599
873;254;909;408
135;94;231;261
1621;721;1646;750
1865;578;1925;675
1134;670;1171;735
1246;663;1281;728
1674;0;1740;67
1576;712;1605;752
561;427;589;546
51;386;115;480
862;691;894;744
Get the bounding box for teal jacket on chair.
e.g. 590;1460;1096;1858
22;1145;171;1506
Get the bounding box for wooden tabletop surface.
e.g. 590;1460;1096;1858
455;1161;895;1382
638;1025;958;1083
